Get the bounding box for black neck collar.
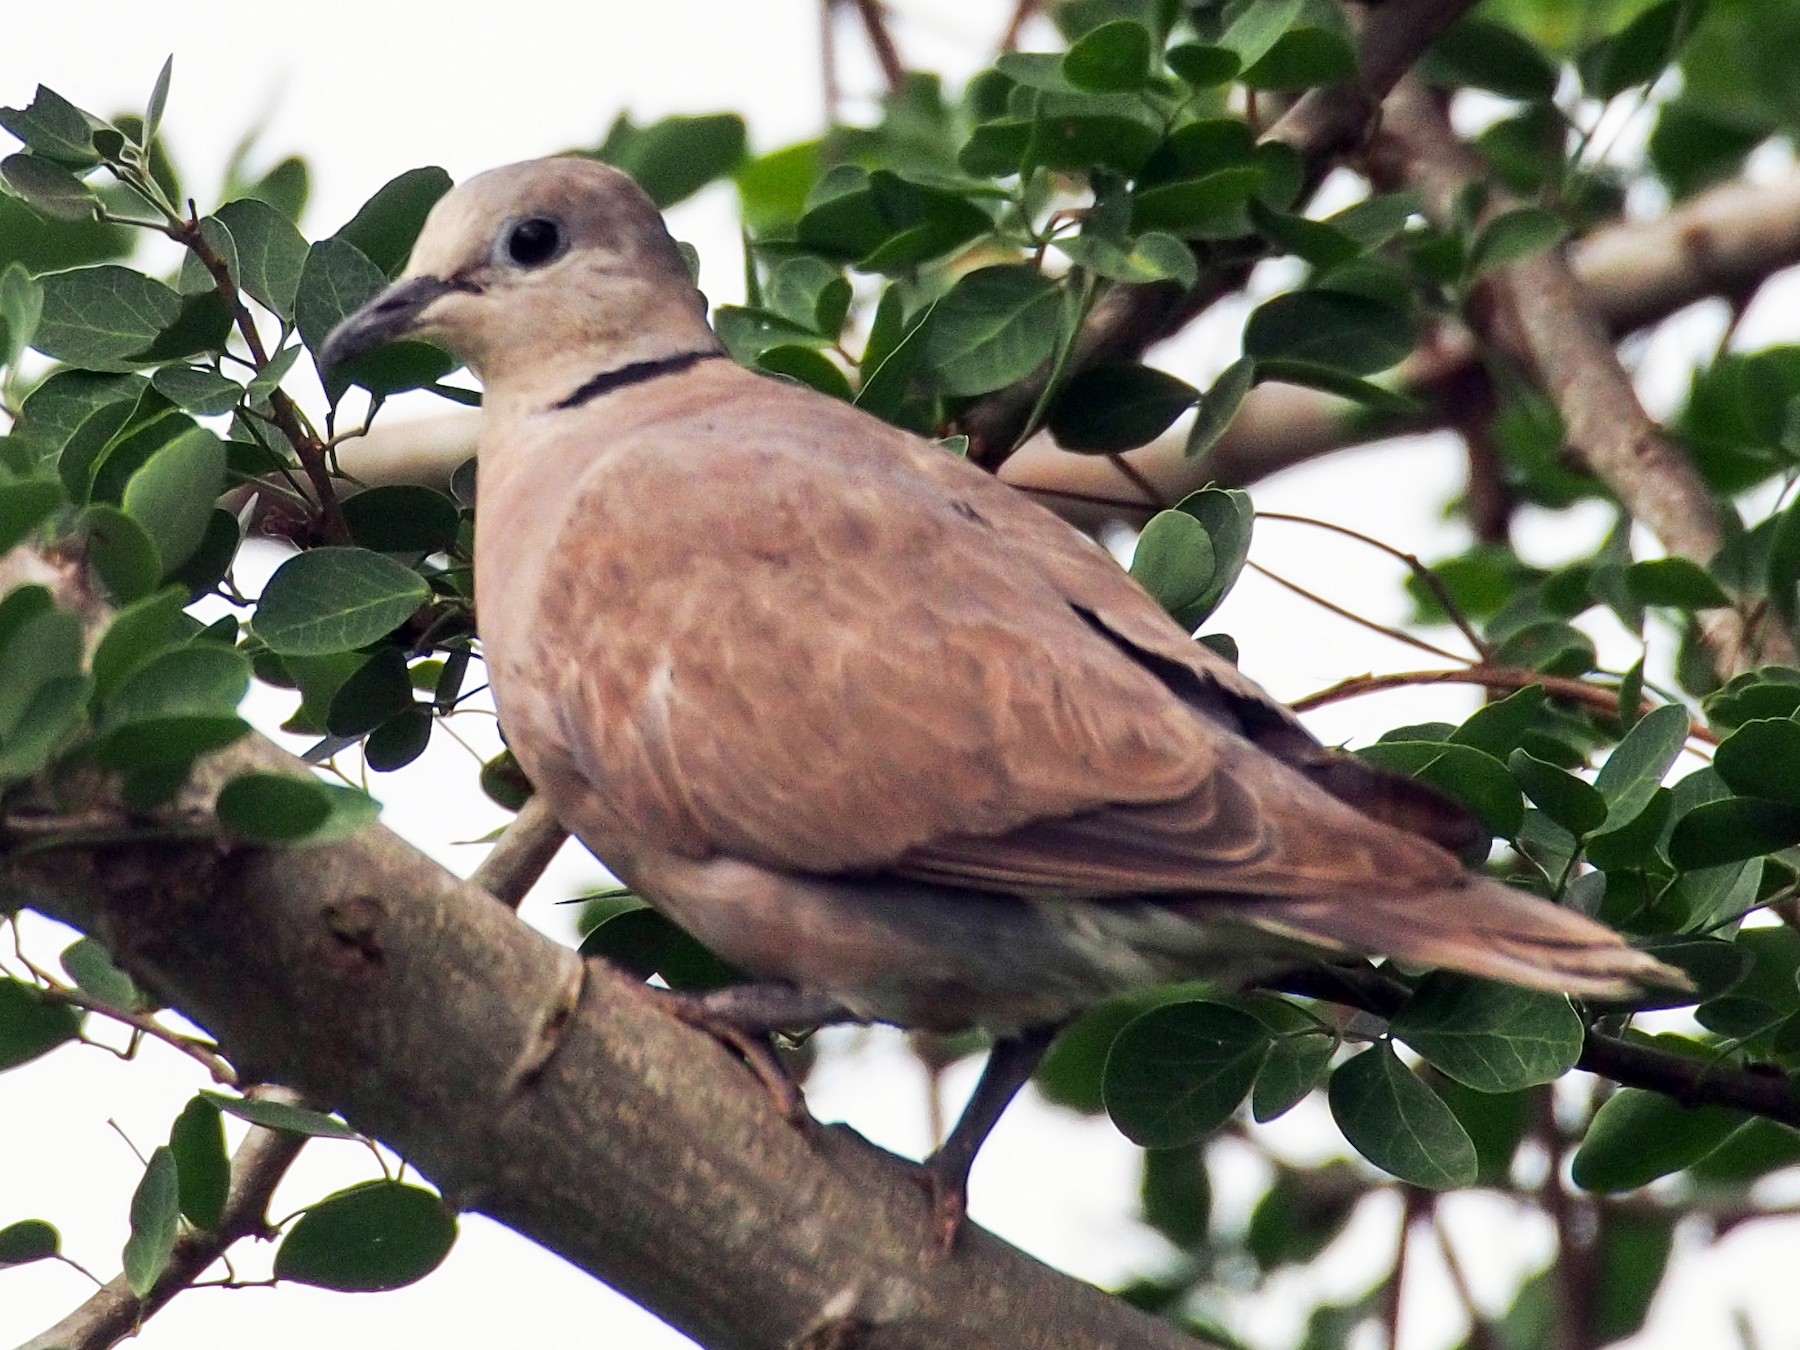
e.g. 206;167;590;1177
551;349;725;410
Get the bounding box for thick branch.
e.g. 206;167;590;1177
6;736;1210;1350
1373;78;1791;677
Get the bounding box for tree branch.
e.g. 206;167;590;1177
1371;78;1792;678
6;733;1213;1350
997;167;1800;527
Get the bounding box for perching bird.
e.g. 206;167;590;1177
322;157;1679;1240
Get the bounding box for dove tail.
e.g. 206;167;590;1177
1238;876;1685;999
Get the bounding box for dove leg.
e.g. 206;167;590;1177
920;1022;1061;1251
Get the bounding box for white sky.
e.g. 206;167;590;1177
3;4;1798;1349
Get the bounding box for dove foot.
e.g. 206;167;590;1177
916;1023;1061;1254
658;984;862;1132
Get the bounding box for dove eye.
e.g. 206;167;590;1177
504;217;564;268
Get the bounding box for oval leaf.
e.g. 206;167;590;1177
1102;1000;1271;1148
1571;1088;1749;1191
253;547;430;656
1328;1042;1477;1189
1391;973;1582;1093
274;1180;457;1291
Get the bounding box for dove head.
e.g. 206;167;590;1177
320;157;719;396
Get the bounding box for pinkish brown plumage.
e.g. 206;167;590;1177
322;156;1680;1234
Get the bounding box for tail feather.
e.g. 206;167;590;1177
1236;876;1687;999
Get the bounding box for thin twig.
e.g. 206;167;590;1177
851;0;906;95
997;0;1040;52
470;796;568;912
1434;1213;1498;1350
1290;664;1719;745
21;1087;310;1350
172;210;347;543
1246;560;1471;663
1256;510;1492;659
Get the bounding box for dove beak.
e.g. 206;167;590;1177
319;274;475;374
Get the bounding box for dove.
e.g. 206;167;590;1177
321;157;1680;1242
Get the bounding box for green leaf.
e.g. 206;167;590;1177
1668;797;1800;870
1063;19;1153;92
1051;231;1197;288
1426;19;1559;100
1023;95;1164;176
214;198;309;320
60;937;141;1012
1173;486;1253;625
1356;740;1522;839
596;113;747;209
1450;685;1546;759
1034;983;1210;1113
1593;703;1689;833
0;477;65;555
1244;290;1414;376
0;1219;60;1268
1391;973;1582;1092
365;707;433;772
766;256;852;337
1490;618;1597;677
1216;0;1306;72
0;597;82;741
342;485;461;555
149;365;243;417
1625;557;1730;610
1328;1042;1477;1188
274;1181;457;1291
1185;357;1256;460
170;1096;229;1230
1101;1000;1271;1148
214;772;337;842
922;265;1062;397
1252;357;1417;414
252;547;430;656
333;166;452;275
0;85;101;167
33;266;181;371
1130;166;1263;239
1713;717;1800;807
1507;749;1608;836
1766;491;1800;628
756;345;854;401
143;55;173;143
795;169;991;273
1468;207;1567;277
1166;43;1241;88
1571;1087;1748;1191
95;643;251;768
0;977;82;1069
200;1089;361;1138
1048;364;1198;452
1131;510;1215;628
294;237;387;369
1252;1033;1335;1122
121;426;226;575
1;152;96;221
1579;0;1705;100
1242;17;1357;92
123;1146;180;1297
